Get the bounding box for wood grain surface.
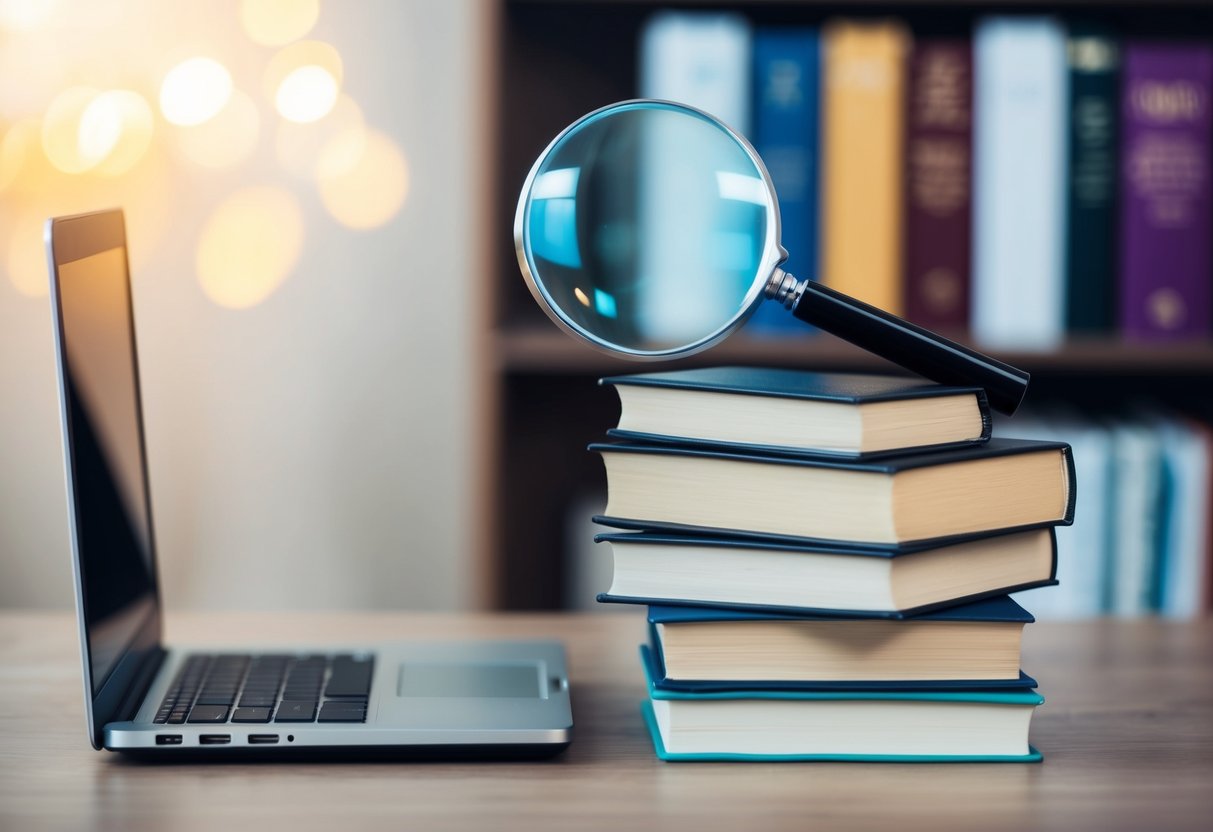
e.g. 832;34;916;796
1;611;1210;831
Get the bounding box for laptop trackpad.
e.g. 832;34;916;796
371;643;567;732
397;663;544;699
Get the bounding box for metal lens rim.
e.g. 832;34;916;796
513;99;783;360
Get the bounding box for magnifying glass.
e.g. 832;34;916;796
514;100;1029;414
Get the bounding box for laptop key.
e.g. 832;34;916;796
187;705;229;723
318;702;367;723
231;707;272;723
194;693;236;706
325;656;373;698
274;701;317;722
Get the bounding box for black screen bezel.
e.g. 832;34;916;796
47;209;163;750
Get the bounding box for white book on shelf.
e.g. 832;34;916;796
637;12;755;347
1156;419;1212;619
640;11;752;136
971;17;1069;350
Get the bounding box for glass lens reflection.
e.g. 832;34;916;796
523;103;770;352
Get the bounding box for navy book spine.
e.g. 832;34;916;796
746;28;820;335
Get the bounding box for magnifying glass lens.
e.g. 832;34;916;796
519;100;1030;414
519;103;772;354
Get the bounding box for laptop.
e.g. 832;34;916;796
44;209;572;758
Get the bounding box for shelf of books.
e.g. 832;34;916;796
484;0;1213;618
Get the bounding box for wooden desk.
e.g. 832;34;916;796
1;612;1210;831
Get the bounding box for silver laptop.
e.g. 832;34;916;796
45;209;572;758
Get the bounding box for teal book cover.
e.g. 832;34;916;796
640;646;1044;763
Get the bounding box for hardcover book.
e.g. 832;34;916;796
592;437;1076;547
997;417;1112;619
1066;30;1121;334
1118;43;1213;340
904;39;972;331
972;17;1069;349
643;595;1035;685
602;367;991;458
639;649;1044;762
821;20;909;314
595;526;1057;617
747;27;820;336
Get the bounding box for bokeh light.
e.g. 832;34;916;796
240;0;319;47
7;215;49;298
160;57;233;126
275;65;338;123
0;119;41;192
92;91;155;177
0;0;58;31
176;89;260;169
316;127;409;229
263;40;342;105
77;94;124;166
42;86;101;173
275;92;364;179
196;186;304;309
79;90;155;176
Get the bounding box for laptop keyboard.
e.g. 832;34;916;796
153;653;373;725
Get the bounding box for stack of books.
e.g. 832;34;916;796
590;366;1076;762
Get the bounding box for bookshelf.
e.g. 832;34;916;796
479;0;1213;610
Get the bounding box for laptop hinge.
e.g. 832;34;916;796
115;646;167;722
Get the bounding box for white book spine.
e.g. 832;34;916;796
972;18;1069;350
640;11;752;136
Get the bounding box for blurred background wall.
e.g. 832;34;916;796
0;0;492;610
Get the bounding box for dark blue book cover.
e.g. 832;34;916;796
642;596;1039;692
592;437;1077;547
641;645;1039;693
746;27;819;336
595;528;1059;617
602;366;987;404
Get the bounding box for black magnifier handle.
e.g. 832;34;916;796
784;277;1030;415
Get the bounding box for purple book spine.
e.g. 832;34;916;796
1119;44;1213;340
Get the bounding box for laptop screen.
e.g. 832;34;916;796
53;232;159;696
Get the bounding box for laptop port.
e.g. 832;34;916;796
248;734;279;745
199;734;231;745
155;734;182;745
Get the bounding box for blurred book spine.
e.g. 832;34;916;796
640;11;751;136
821;20;908;315
972;17;1069;350
746;27;820;336
1118;44;1213;341
996;411;1211;620
1065;30;1120;335
904;39;972;331
632;13;1213;347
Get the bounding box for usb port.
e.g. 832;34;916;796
248;734;279;745
155;734;182;745
199;734;231;745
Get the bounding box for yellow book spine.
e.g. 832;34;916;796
821;21;910;315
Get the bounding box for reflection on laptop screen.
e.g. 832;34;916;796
57;245;158;694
